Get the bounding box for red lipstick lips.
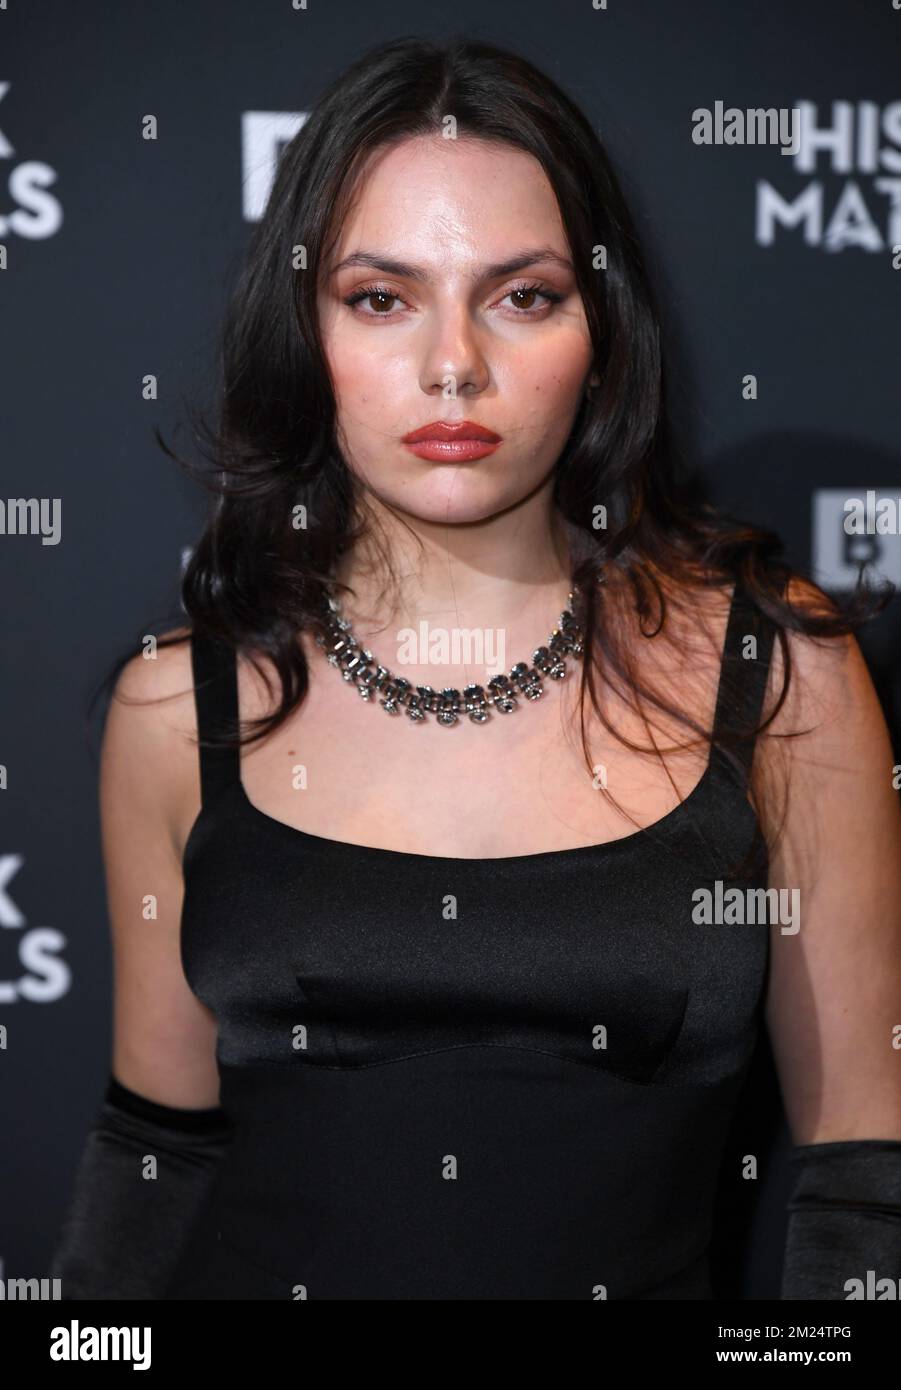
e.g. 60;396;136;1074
402;419;502;462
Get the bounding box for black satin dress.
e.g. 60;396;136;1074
168;582;776;1299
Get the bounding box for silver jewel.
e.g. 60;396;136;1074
313;571;604;726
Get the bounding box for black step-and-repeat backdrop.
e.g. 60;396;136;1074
1;0;898;1299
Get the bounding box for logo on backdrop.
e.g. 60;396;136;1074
812;488;901;590
0;854;70;1004
242;111;308;221
757;100;901;251
0;82;64;240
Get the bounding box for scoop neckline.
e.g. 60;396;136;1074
232;759;720;864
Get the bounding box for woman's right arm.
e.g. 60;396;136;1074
49;631;235;1299
103;630;220;1108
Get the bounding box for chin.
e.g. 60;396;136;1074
378;474;536;525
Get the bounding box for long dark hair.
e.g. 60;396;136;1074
94;34;890;868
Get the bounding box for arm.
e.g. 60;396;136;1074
104;631;221;1108
50;630;234;1298
763;583;901;1298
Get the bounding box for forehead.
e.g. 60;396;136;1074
330;134;569;270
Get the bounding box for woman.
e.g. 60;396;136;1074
51;36;901;1300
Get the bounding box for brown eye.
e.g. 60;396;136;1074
499;283;563;315
344;285;406;316
363;290;396;313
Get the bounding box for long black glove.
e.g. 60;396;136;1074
49;1073;234;1299
781;1138;901;1299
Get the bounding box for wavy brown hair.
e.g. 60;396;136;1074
94;35;891;875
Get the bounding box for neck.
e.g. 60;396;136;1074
326;498;583;689
332;501;576;636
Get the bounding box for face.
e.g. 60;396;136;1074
316;134;596;525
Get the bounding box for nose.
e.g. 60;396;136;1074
418;299;491;398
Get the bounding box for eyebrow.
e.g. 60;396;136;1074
328;247;575;282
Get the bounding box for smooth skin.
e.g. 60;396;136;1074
104;135;901;1151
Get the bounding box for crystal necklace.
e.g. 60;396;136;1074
313;576;598;727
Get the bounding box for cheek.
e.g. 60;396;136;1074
500;334;592;413
330;342;412;432
502;365;589;440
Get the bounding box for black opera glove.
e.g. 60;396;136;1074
49;1074;234;1300
781;1138;901;1299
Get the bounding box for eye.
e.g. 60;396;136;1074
343;284;408;317
497;282;564;315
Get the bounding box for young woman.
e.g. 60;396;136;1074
51;36;901;1300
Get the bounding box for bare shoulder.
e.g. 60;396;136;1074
101;624;201;862
608;567;738;692
650;569;859;728
765;575;886;761
598;566;890;823
587;568;744;761
602;563;735;656
726;574;900;867
105;623;197;740
761;575;862;728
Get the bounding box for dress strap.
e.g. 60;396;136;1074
709;580;778;789
189;630;241;808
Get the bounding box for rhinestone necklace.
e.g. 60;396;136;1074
313;578;598;727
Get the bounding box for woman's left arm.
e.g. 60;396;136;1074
763;586;901;1298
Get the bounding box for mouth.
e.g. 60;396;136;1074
401;419;502;462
